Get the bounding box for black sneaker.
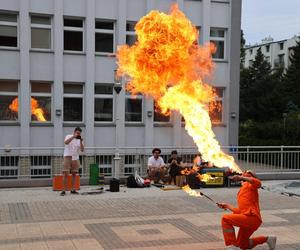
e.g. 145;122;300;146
70;190;79;194
60;191;66;196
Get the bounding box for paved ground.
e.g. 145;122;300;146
0;182;300;250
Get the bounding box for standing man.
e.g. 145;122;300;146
148;148;165;184
61;127;84;196
217;170;276;250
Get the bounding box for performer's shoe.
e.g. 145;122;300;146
226;246;239;250
267;236;277;250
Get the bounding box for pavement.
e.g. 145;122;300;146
0;181;300;250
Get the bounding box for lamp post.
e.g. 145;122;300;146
282;112;287;143
113;70;122;179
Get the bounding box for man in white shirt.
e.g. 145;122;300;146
148;148;166;184
61;127;84;196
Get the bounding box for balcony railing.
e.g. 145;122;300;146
0;146;299;180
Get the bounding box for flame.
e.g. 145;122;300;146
198;173;217;183
9;97;47;122
117;4;241;173
182;185;202;197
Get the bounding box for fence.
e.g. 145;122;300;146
0;146;299;180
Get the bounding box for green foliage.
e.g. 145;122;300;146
239;38;300;146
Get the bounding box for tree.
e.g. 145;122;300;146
240;30;246;69
282;39;300;108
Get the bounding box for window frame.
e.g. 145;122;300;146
0;12;18;49
210;28;226;60
63;83;84;123
63;17;84;53
125;92;143;123
94;83;114;123
95;19;115;54
209;87;225;125
126;21;137;46
0;80;19;122
30;14;53;51
153;100;171;124
30;81;52;123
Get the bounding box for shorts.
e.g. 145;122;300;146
63;156;80;173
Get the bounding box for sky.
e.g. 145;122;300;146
242;0;300;45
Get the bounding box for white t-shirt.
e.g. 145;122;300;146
63;134;81;160
148;156;165;168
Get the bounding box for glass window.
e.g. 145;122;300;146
31;15;51;49
154;101;170;122
95;84;113;122
279;42;284;50
64;18;83;51
0;13;18;47
125;94;142;122
210;28;226;59
266;45;270;53
95;20;114;53
126;21;137;46
31;82;52;122
63;83;83;122
209;87;224;124
0;81;18;121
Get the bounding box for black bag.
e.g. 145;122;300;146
127;175;139;188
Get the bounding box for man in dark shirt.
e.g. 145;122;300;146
167;150;183;185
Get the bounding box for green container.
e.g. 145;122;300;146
89;164;99;185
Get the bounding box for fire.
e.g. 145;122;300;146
117;4;241;173
9;97;47;122
182;185;202;197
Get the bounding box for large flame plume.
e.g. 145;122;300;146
9;97;47;122
117;4;241;172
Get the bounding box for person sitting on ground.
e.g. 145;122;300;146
167;150;184;185
193;152;203;167
147;148;166;184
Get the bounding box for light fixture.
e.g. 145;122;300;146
147;111;153;118
230;112;237;119
114;69;122;94
55;109;62;116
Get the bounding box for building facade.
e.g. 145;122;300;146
244;35;299;69
0;0;241;180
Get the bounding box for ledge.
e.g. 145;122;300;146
30;122;54;127
63;123;86;127
154;123;173;127
94;123;116;127
0;122;20;126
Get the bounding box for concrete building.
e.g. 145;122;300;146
244;35;299;69
0;0;241;181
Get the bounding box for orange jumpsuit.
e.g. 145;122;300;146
222;177;268;249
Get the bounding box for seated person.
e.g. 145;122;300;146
193;152;203;167
148;148;166;184
167;150;184;185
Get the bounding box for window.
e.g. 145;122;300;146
278;54;285;67
30;156;51;178
95;20;114;53
249;49;253;55
31;82;51;122
249;60;253;67
0;13;18;47
125;93;143;122
154;101;170;122
209;87;224;124
0;156;19;179
266;45;270;53
0;81;18;121
31;15;51;49
96;155;112;177
124;155;141;176
64;18;83;51
94;84;113;122
266;56;270;62
210;28;225;59
279;42;284;50
126;21;137;46
63;83;83;122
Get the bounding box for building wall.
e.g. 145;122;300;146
244;36;299;69
0;0;241;152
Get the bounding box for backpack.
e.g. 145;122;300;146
127;175;139;188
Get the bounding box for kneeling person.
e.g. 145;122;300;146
148;148;166;184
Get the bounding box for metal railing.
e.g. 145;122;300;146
0;146;299;180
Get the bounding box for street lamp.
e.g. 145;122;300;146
113;69;122;179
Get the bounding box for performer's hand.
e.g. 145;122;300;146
229;175;242;182
217;203;228;210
